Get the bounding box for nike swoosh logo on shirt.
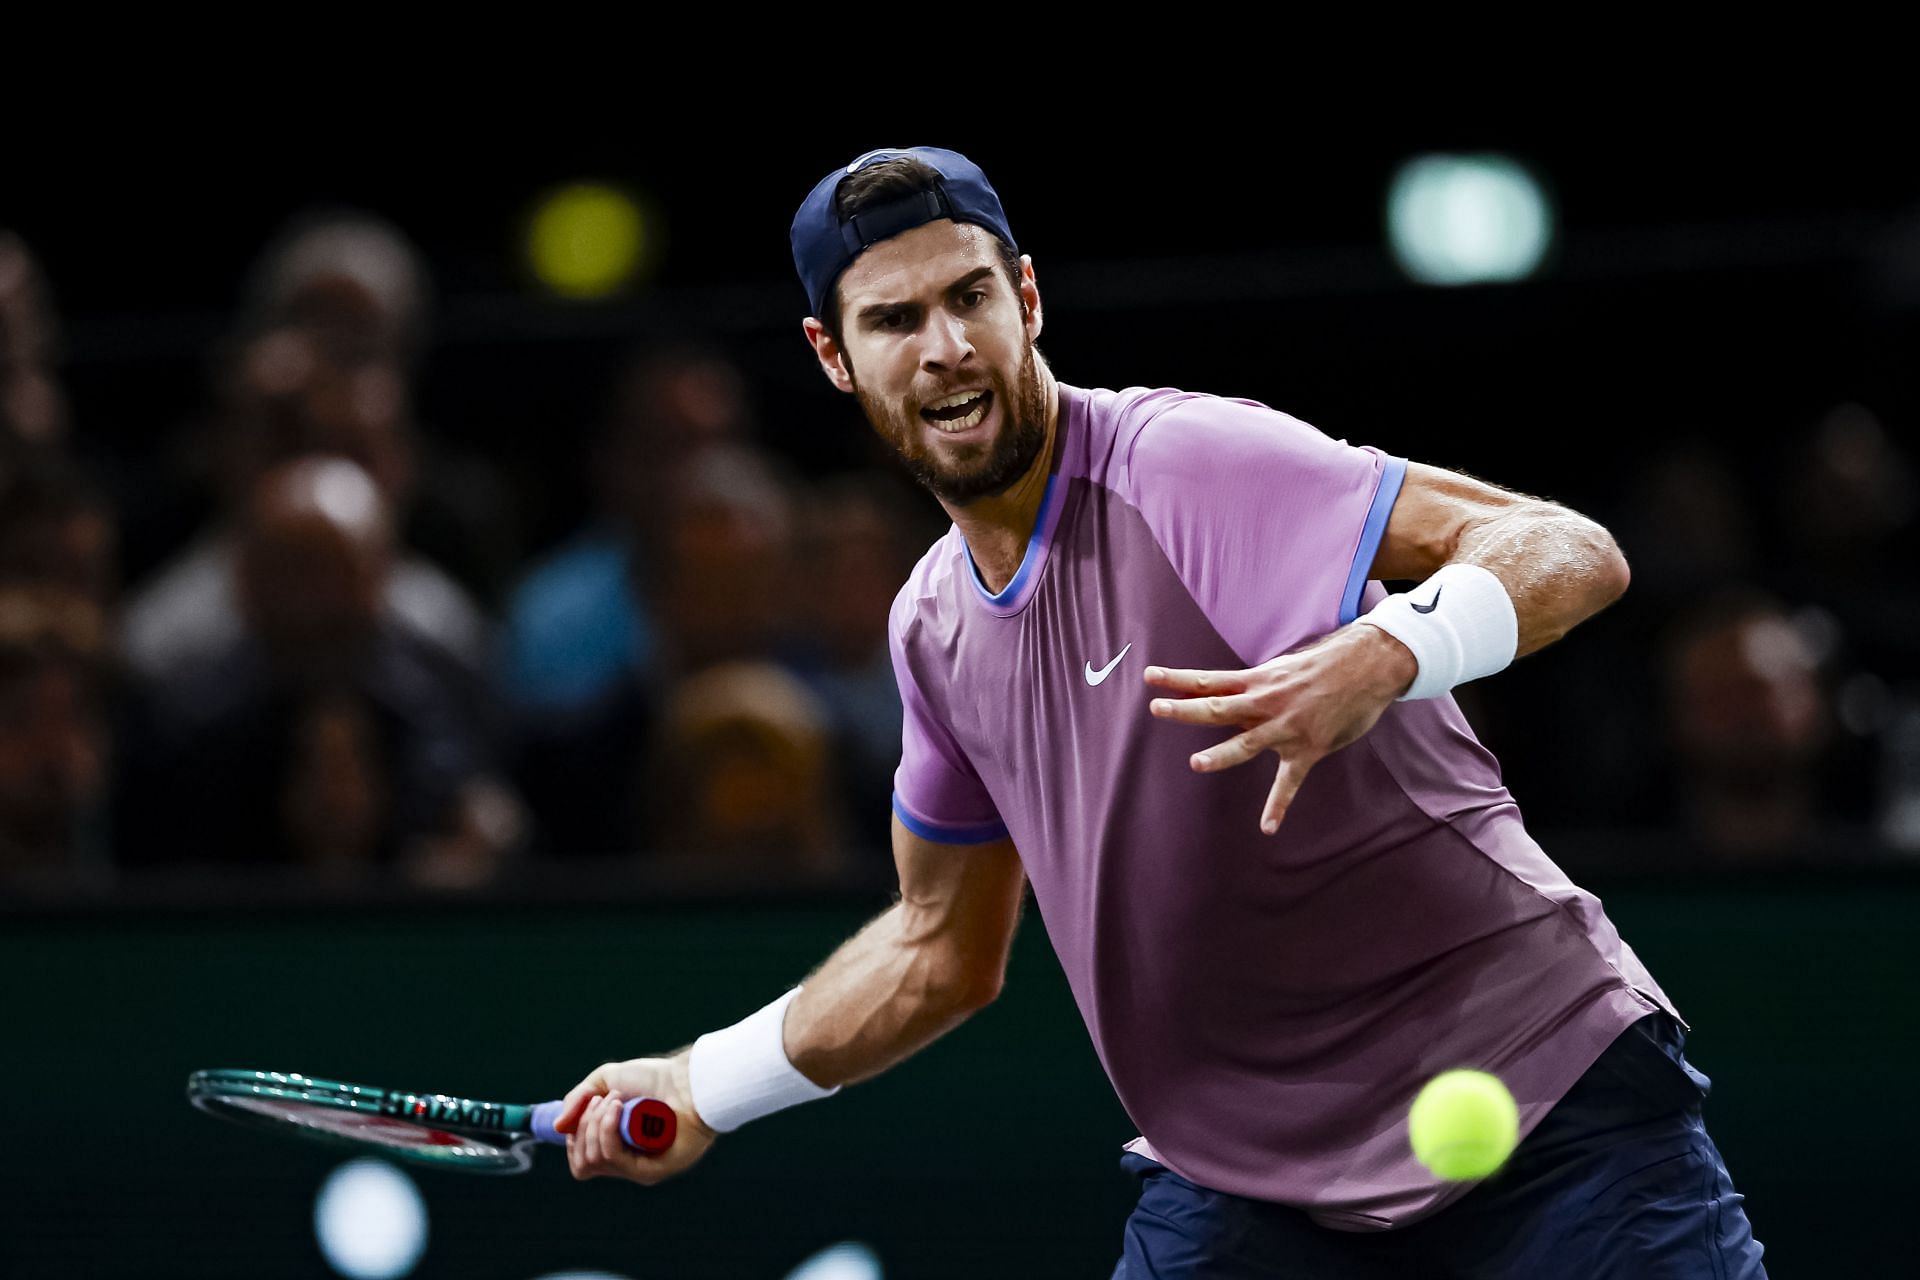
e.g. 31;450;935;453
1411;586;1443;614
1084;642;1133;687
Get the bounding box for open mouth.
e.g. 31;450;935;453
920;389;993;434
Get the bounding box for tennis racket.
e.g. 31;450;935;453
187;1069;676;1174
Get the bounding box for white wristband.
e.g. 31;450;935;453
1358;563;1518;701
687;987;839;1133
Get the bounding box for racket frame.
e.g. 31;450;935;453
192;1069;555;1173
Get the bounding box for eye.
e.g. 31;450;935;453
960;290;986;308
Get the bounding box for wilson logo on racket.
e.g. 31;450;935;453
377;1092;511;1132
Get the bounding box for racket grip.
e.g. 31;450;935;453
530;1097;677;1155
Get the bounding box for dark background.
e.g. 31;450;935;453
19;129;1917;527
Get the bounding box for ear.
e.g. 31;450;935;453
801;317;856;395
1018;255;1043;343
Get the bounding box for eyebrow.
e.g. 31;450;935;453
855;267;999;323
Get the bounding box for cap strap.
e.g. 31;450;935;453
841;185;953;255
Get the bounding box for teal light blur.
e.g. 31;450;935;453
1388;154;1553;285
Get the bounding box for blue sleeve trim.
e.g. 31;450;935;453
1339;455;1408;626
891;793;1008;845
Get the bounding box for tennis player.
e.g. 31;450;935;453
555;148;1768;1278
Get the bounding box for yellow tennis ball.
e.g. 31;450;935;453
1408;1069;1520;1181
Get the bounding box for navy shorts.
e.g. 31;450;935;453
1113;1012;1767;1279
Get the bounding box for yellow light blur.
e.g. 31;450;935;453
527;183;647;299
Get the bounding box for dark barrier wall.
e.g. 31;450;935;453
5;877;1915;1277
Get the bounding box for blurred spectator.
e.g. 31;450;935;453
603;345;756;540
1777;404;1915;570
0;456;117;608
648;662;848;886
502;346;753;716
655;442;800;675
123;323;488;682
240;211;430;363
214;323;416;502
0;590;111;886
1772;402;1920;680
124;208;516;628
508;439;799;859
118;458;520;885
1480;443;1762;839
245;211;517;606
0;230;68;461
1615;441;1757;606
1659;588;1876;864
791;474;923;853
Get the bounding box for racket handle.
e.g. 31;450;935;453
530;1097;677;1155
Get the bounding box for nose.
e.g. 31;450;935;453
919;306;975;372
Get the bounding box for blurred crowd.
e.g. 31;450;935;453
1;215;1915;895
0;217;928;894
1479;405;1920;872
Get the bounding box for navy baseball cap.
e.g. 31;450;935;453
791;146;1018;319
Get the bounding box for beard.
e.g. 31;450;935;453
854;342;1050;506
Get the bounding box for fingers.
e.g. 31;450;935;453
1142;665;1249;696
1260;754;1316;835
1185;730;1321;834
1189;729;1264;773
1149;691;1256;727
569;1091;627;1180
590;1092;615;1167
567;1096;594;1179
556;1064;613;1134
561;1057;713;1187
601;1091;626;1166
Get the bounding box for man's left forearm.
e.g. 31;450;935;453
1448;504;1630;658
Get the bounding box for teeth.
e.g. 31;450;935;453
934;400;989;433
927;390;986;412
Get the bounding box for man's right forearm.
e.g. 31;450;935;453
782;899;1008;1089
684;829;1024;1134
558;891;1016;1176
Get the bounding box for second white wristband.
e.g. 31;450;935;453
687;987;839;1134
1358;563;1518;701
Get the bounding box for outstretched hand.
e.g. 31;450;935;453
553;1051;718;1186
1144;624;1417;833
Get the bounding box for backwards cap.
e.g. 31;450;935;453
790;147;1017;319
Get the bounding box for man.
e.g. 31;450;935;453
124;216;491;686
555;148;1767;1278
119;458;520;883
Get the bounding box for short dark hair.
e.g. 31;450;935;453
818;157;1024;352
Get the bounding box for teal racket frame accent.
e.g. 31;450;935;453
188;1069;541;1173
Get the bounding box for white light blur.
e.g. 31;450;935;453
784;1241;884;1280
307;458;384;530
1388;154;1553;286
313;1158;429;1279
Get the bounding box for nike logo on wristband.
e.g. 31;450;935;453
1411;587;1444;614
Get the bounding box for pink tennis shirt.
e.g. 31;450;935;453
887;382;1679;1230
